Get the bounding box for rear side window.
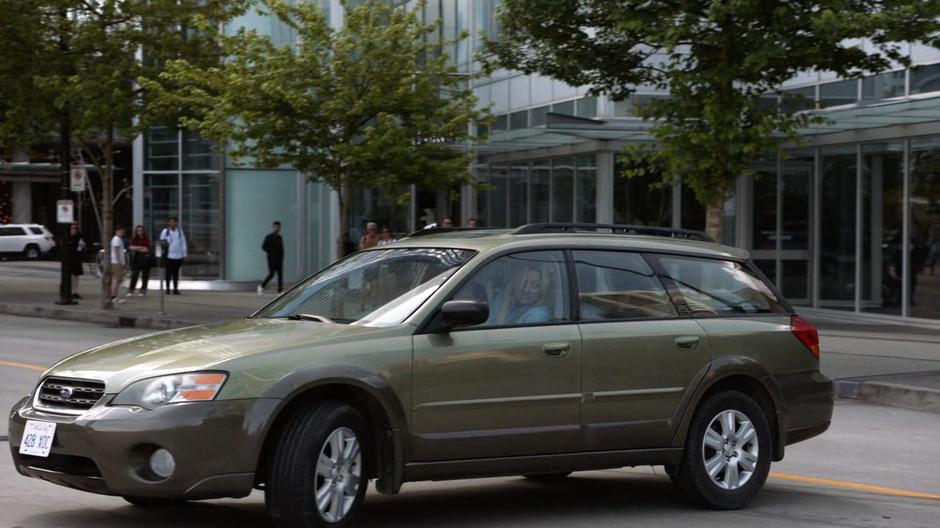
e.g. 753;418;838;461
573;250;677;320
654;255;787;316
0;227;25;236
29;227;43;235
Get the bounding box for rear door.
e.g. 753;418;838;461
575;250;711;450
411;250;583;461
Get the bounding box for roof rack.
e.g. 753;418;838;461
511;223;715;242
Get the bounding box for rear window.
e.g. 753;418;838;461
654;255;787;316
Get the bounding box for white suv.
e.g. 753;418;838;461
0;224;56;259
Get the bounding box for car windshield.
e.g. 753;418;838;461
254;248;475;327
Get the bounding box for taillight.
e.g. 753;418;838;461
791;315;820;359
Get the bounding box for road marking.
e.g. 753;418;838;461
771;472;940;501
0;360;46;372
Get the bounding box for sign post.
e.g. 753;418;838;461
156;242;166;315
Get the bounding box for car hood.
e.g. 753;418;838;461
43;318;402;393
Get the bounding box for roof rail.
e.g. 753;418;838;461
405;227;484;238
511;223;715;242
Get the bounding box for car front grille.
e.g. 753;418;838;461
34;377;106;414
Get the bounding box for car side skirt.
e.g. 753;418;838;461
402;448;683;482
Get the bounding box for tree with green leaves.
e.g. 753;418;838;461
144;0;488;256
0;0;243;308
488;1;940;241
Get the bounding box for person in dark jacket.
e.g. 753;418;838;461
65;222;85;300
126;225;153;296
258;221;284;294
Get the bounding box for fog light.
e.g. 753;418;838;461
149;448;176;479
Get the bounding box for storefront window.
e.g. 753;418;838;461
613;161;671;227
488;165;508;227
551;157;574;222
751;170;777;250
909;138;940;320
144;126;178;171
226;169;298;281
181;173;221;278
575;154;596;222
143;174;178;243
819;146;857;309
509;164;528;226
861;143;904;315
529;160;550;222
780;150;813;302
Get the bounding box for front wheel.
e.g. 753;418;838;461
670;391;772;510
266;401;369;528
23;245;40;260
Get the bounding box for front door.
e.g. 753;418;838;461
573;250;710;451
411;250;582;461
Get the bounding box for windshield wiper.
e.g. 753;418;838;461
286;314;335;323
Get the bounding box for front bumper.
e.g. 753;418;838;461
8;395;280;500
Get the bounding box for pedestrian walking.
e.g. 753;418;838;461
110;225;127;305
359;222;379;250
467;217;479;228
127;225;154;297
258;220;284;294
65;222;86;300
442;217;455;228
159;216;187;295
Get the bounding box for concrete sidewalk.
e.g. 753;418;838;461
1;261;939;413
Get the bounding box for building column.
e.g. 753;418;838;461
12;182;32;223
132;134;144;229
596;150;614;224
461;183;476;226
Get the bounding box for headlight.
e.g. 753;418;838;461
112;372;227;409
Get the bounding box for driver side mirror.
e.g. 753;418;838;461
439;300;489;331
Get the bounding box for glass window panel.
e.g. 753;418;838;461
613;161;671;226
862;70;906;100
181;129;218;170
819;146;857;308
509;110;528;130
530;105;550;127
910;63;940;95
575;154;596;222
181;173;221;278
451;250;570;327
819;79;858;108
574;250;677;320
909;138;940;319
551;100;575;116
861;143;904;315
782;86;816;112
551;157;574;222
782;260;810;302
681;184;706;232
491;114;508;133
656;255;788;316
753;259;776;284
456;0;470;66
226;169;298;281
144;126;178;171
529;160;550;223
780;151;813;250
752;171;777;250
144;173;179;249
757;94;778;111
509;164;528;226
576;96;598;118
488;165;508;227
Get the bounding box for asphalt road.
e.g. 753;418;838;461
1;314;939;527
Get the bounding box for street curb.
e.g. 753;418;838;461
834;378;940;414
0;302;198;331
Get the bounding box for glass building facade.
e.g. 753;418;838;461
136;1;940;322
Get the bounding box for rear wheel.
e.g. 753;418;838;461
23;244;40;260
266;401;369;528
670;391;771;509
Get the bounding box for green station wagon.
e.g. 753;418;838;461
9;224;833;527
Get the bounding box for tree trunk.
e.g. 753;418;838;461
704;193;724;244
100;126;115;309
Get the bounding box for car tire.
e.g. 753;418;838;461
523;472;572;481
24;244;40;260
122;496;188;508
670;390;771;510
266;401;370;528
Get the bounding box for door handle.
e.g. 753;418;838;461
674;336;701;350
542;342;571;358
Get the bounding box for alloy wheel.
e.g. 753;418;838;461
701;409;759;491
315;426;362;522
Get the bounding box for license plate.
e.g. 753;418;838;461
19;420;57;457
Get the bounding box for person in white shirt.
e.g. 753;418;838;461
110;225;127;304
159;217;188;295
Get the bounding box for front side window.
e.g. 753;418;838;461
450;250;569;328
0;227;25;236
574;250;677;320
654;255;787;316
255;248;475;327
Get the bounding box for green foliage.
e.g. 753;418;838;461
489;0;940;235
145;0;488;248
